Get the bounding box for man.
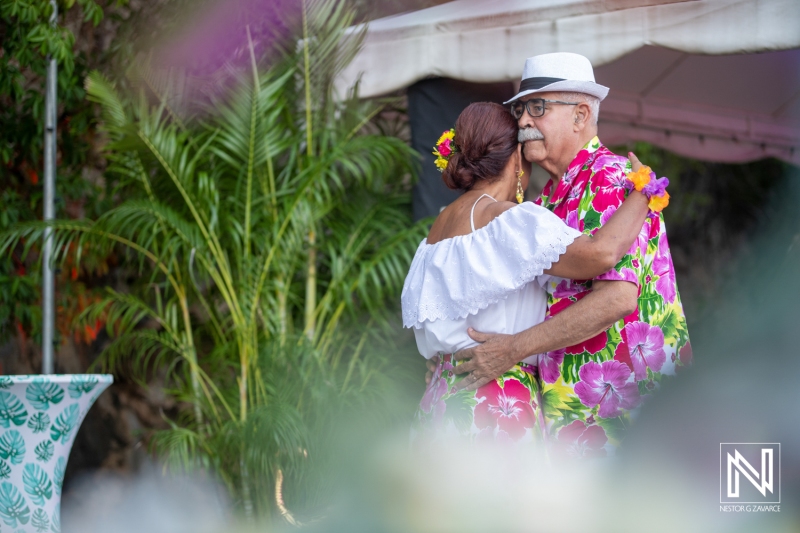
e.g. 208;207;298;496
445;53;691;457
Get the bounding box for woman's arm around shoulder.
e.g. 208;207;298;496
544;152;650;280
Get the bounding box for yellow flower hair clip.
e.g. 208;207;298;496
433;129;457;172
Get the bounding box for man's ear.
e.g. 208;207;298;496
573;102;591;131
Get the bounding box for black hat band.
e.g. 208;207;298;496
518;77;566;92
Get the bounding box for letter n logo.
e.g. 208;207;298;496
720;443;780;504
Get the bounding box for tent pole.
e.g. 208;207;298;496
42;0;58;375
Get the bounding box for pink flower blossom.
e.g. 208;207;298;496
566;331;607;356
630;222;650;256
474;379;536;440
562;163;581;185
419;356;454;423
596;266;638;285
555;420;608;459
438;139;452;157
625;321;666;381
590;187;624;214
652;235;677;303
552;279;583;299
574;360;641;418
591;153;626;174
566;210;580;230
604;168;628;190
539;349;565;384
676;341;693;373
600;205;617;226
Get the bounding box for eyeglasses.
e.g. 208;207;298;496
510;98;578;119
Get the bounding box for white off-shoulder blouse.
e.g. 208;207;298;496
401;200;581;364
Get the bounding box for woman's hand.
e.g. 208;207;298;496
451;329;521;391
629;151;644;172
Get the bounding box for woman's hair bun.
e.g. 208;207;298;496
441;102;518;192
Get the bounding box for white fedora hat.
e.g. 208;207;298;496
504;52;609;104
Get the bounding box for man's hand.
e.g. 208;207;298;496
424;355;439;386
452;328;522;391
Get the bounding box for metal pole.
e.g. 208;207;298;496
42;0;58;375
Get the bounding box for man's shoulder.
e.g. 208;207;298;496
586;144;629;186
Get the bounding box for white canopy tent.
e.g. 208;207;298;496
337;0;800;165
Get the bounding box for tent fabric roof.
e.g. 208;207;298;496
595;46;800;163
338;0;800;164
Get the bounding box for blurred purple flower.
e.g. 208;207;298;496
539;348;565;384
155;0;300;77
600;204;616;226
625;321;666;381
652;235;677;303
566;210;579;230
420;357;453;419
552;279;583;299
555;420;608;459
591;154;626;174
643;176;669;198
574;360;641;418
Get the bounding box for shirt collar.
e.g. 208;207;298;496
545;136;603;206
563;136;602;179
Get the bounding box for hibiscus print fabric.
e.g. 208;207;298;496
412;354;544;448
535;137;690;454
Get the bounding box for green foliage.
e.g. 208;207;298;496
22;462;52;506
25;380;64;410
49;403;78;444
0;430;26;465
0;0;130;347
0;392;28;428
52;456;65;496
51;502;60;532
0;480;30;527
615;141;789;321
31;507;50;533
67;374;98;398
27;412;50;433
2;0;426;521
34;439;54;462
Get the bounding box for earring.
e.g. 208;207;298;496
516;169;524;204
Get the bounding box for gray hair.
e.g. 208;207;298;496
553;92;600;125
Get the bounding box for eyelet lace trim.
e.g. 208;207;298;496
401;202;581;328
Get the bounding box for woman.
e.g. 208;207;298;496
401;102;652;446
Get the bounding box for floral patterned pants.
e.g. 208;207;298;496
413;353;625;460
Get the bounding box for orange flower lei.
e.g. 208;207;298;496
625;165;670;213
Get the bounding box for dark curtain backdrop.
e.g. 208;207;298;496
407;78;514;221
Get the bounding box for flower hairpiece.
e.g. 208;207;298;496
433;128;457;172
625;165;670;213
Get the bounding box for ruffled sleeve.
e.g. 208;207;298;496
401;202;582;328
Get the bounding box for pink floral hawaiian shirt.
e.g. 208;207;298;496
534;137;691;441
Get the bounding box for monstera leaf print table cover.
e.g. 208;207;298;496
0;374;112;533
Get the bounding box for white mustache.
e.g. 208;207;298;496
518;128;544;142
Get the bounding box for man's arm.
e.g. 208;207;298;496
452;280;637;391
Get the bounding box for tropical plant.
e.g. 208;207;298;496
0;0;133;349
2;0;427;521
